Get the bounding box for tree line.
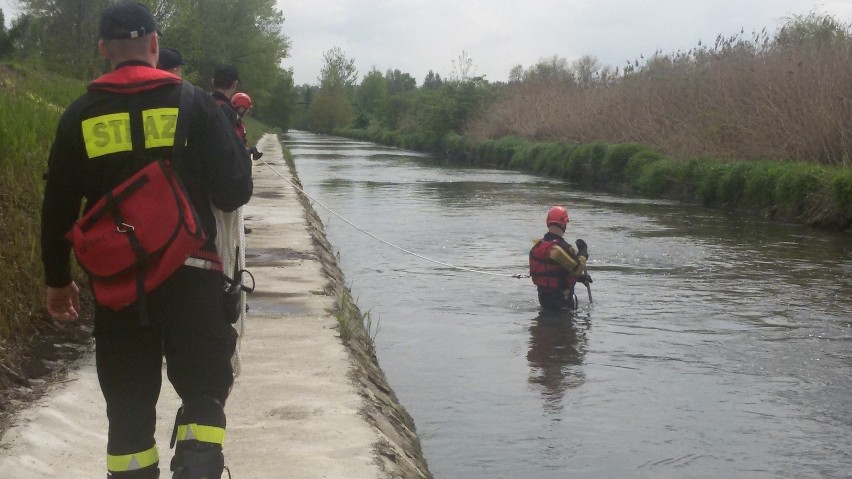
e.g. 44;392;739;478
3;3;849;166
296;12;852;168
0;0;295;130
293;47;498;149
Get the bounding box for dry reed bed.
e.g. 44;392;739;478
469;41;852;168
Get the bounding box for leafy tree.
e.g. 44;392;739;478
13;0;291;89
376;93;414;130
162;0;290;94
422;69;443;90
385;68;416;94
17;0;111;77
253;67;295;130
5;14;36;58
774;11;851;48
158;0;292;129
356;67;387;125
11;0;294;129
372;75;496;143
291;83;317;129
524;55;574;84
308;86;353;133
319;45;357;92
308;46;356;132
508;64;524;83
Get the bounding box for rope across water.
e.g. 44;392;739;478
259;157;531;279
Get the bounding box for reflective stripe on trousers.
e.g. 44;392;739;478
175;423;226;446
107;445;159;472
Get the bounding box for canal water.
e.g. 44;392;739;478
279;131;851;479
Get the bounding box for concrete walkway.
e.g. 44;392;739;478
0;135;424;478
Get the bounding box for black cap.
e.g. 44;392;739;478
158;48;186;70
213;65;240;87
99;2;160;40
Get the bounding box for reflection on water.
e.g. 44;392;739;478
527;313;590;413
282;131;852;479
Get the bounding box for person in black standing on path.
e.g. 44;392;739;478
41;3;252;478
157;47;187;77
211;65;242;139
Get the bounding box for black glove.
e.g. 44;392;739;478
575;239;588;259
577;273;593;284
249;146;263;161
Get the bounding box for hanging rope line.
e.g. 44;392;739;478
258;157;530;279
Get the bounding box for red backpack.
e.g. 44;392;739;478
66;82;206;313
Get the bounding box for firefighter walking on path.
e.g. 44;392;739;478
40;2;252;478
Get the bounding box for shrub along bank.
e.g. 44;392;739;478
336;126;852;231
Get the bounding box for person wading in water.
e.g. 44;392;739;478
529;205;591;310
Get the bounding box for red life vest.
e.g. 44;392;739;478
529;239;577;290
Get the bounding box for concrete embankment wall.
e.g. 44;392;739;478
262;135;432;478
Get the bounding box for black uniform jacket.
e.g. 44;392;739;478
41;61;253;287
212;90;244;143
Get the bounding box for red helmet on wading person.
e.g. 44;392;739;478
546;205;569;230
231;92;253;114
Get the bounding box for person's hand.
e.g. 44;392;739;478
250;146;263;161
575;238;589;259
578;273;593;284
46;282;80;321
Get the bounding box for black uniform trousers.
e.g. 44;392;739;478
538;286;576;311
94;266;237;461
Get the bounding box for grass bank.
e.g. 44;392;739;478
0;62;85;339
337;126;852;230
0;61;92;429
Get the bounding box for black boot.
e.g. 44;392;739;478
170;441;225;479
107;467;160;479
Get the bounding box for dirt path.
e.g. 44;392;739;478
0;134;430;478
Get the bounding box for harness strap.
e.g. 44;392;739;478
128;93;151;325
124;81;195;325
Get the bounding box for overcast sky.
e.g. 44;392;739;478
3;1;851;85
275;0;852;85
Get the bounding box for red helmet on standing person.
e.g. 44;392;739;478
231;92;253;114
546;205;569;230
